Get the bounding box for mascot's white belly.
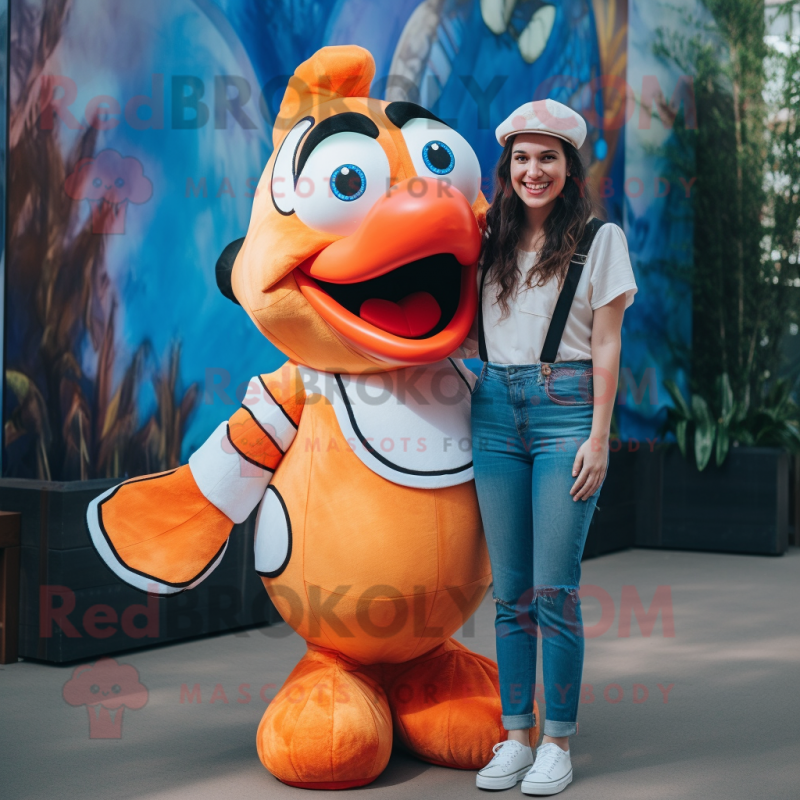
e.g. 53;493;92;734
297;358;475;489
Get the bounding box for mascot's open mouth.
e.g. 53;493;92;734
301;253;461;339
289;177;483;364
289;176;482;365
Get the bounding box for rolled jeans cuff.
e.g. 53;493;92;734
544;719;577;737
502;712;535;731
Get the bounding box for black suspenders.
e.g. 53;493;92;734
477;217;606;364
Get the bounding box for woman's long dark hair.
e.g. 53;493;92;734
481;138;594;315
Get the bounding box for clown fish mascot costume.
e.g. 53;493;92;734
86;46;539;789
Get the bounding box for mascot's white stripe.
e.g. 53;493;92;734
241;376;297;451
254;486;292;577
189;422;272;523
86;485;229;595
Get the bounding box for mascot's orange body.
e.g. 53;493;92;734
87;46;538;789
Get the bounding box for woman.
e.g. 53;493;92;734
471;100;637;795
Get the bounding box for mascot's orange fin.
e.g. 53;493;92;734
86;364;306;595
87;465;233;594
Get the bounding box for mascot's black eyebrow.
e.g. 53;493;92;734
295;112;380;180
385;102;447;129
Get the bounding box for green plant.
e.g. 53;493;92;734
653;1;800;403
664;373;741;469
664;372;800;469
764;3;800;380
653;1;800;469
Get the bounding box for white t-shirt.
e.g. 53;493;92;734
468;222;637;364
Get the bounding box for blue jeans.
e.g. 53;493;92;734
471;361;603;737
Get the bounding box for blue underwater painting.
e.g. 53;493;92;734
2;0;687;479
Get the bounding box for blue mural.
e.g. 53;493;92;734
0;0;6;477
620;0;703;441
4;0;685;480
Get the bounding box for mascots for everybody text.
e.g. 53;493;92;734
86;46;539;789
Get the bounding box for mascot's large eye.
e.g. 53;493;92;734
93;178;102;188
112;684;121;694
293;132;390;236
90;684;100;694
400;118;481;205
330;164;366;201
115;178;125;188
422;141;455;175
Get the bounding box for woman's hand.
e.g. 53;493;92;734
570;436;608;502
575;292;625;503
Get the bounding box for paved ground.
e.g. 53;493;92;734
2;547;799;800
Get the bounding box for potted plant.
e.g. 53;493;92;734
636;1;800;556
637;374;797;555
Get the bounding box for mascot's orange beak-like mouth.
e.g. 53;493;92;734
293;177;481;365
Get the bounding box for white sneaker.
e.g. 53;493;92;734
521;743;573;795
475;740;534;790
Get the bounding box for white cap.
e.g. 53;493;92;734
495;99;587;149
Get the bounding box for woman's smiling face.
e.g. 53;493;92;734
508;133;569;211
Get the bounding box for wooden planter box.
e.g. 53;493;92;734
0;478;280;663
635;446;789;556
0;512;21;664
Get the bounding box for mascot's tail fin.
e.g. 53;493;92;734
86;466;235;595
